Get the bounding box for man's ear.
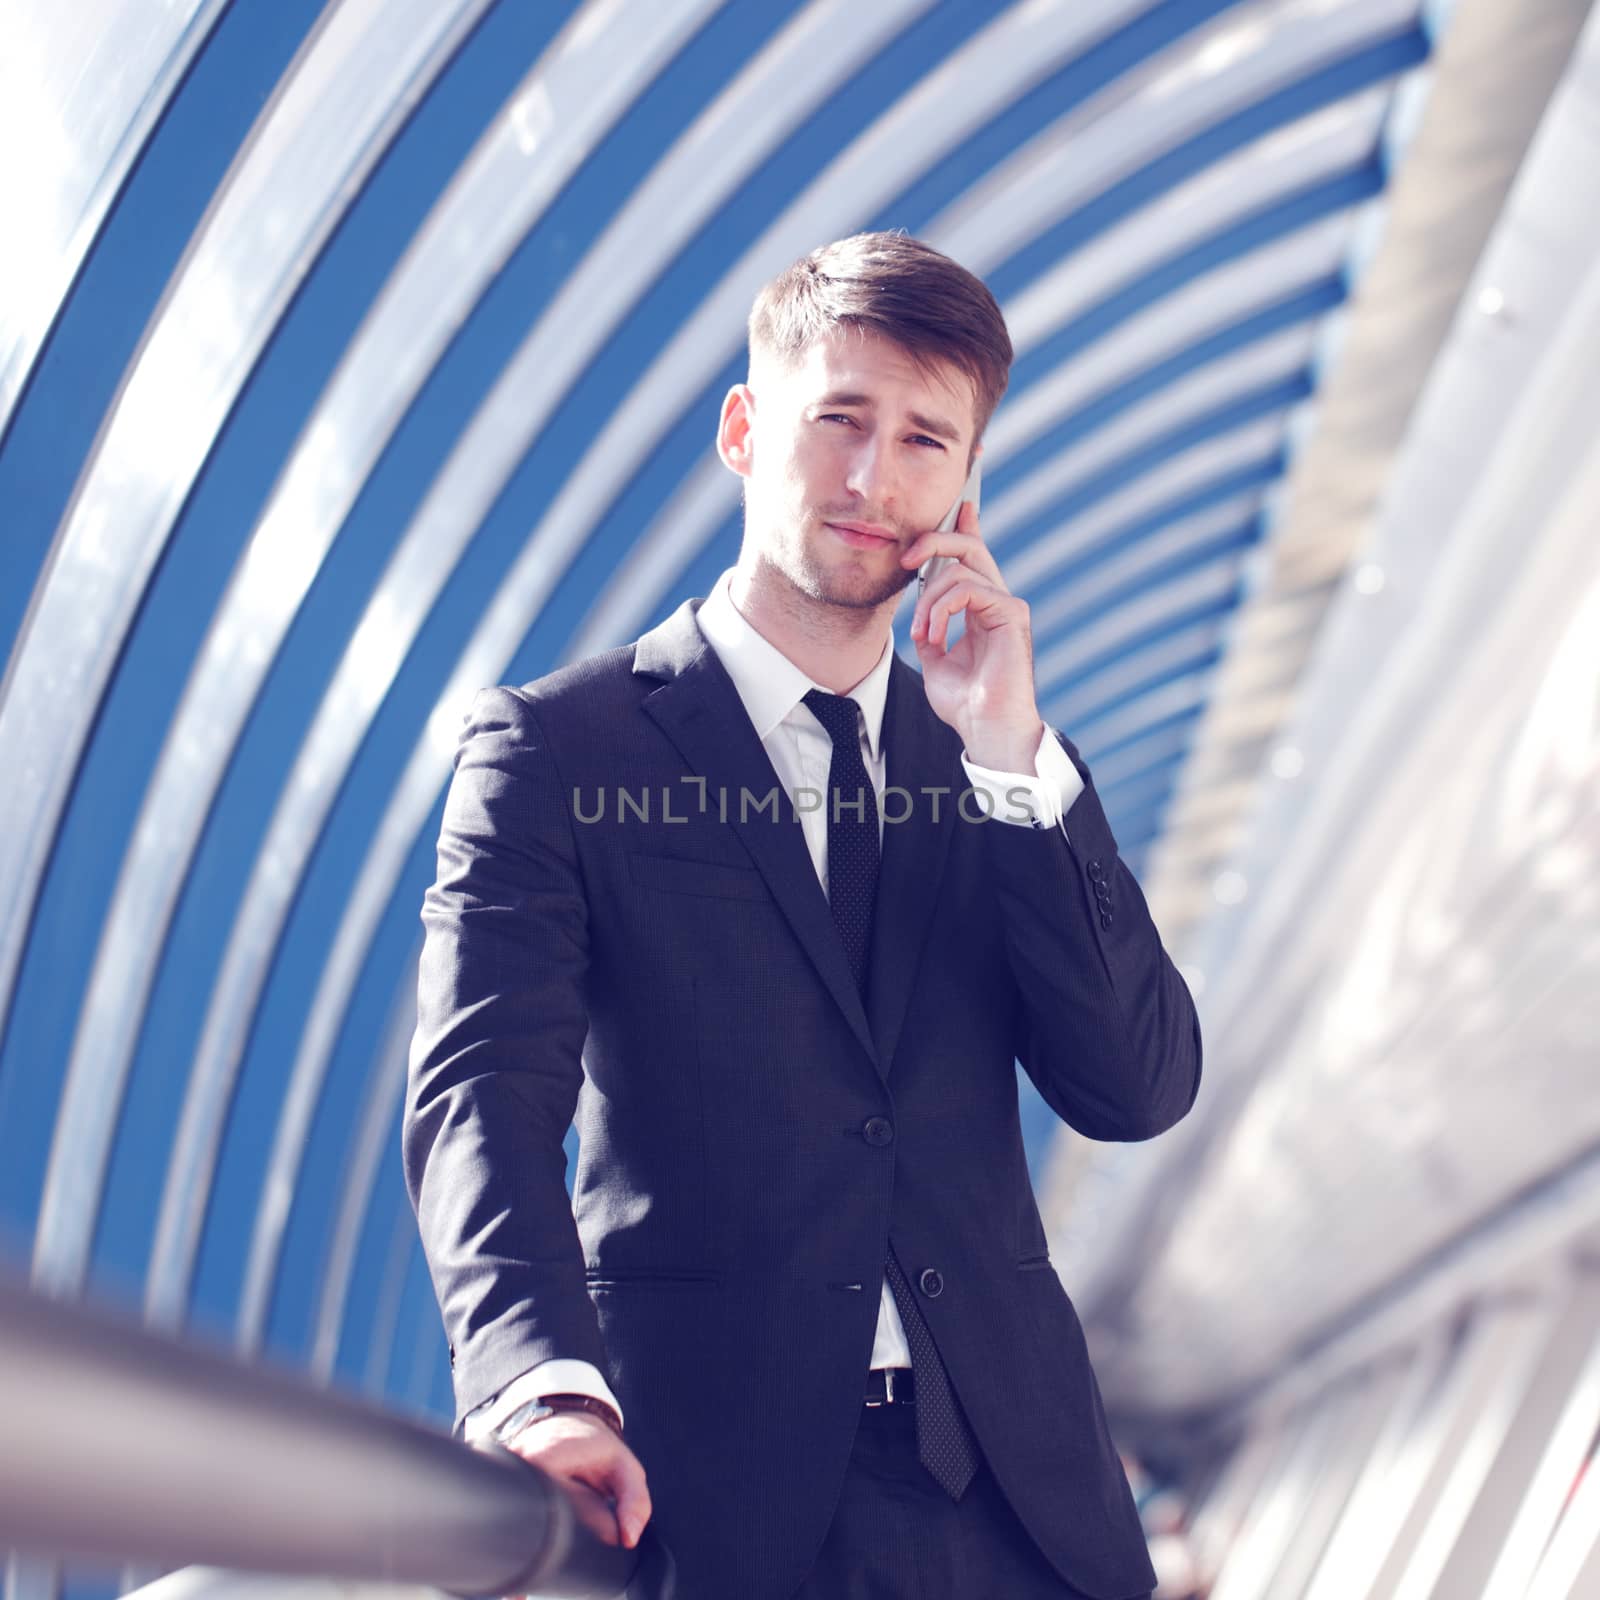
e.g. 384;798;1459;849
717;384;756;478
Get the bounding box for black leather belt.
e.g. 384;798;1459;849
865;1367;915;1407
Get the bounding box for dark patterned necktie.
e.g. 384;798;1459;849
801;688;981;1502
801;690;879;988
883;1251;980;1501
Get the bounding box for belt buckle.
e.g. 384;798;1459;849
865;1368;897;1407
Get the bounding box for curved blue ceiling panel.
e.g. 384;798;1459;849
1;0;501;1094
0;0;1445;1454
0;0;227;444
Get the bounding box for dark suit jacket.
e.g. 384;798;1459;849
404;596;1201;1600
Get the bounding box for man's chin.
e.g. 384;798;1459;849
800;554;915;611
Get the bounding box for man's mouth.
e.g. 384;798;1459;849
826;521;897;548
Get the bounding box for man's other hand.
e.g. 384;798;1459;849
501;1410;653;1549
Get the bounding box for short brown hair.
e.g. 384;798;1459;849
747;232;1012;443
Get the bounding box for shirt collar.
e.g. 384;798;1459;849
695;567;893;761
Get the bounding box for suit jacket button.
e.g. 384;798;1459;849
919;1268;944;1298
862;1117;894;1147
1088;860;1105;881
1100;912;1114;929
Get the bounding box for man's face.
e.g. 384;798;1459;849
719;327;978;611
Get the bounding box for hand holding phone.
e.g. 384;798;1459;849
917;459;982;606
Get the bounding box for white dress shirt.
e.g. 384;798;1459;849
467;569;1085;1440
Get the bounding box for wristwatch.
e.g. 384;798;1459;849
493;1391;624;1443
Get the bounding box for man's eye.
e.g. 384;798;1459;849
909;435;946;449
819;413;856;425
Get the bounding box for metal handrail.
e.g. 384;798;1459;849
0;1272;642;1598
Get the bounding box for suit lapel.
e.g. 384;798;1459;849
864;653;960;1078
636;602;878;1067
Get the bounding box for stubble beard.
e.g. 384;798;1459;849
784;514;916;613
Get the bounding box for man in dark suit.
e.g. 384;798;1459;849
405;233;1201;1599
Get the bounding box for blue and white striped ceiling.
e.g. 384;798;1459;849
1;0;1441;1427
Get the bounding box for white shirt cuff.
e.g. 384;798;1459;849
960;725;1084;830
462;1358;625;1444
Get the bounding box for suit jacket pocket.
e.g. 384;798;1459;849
628;850;769;901
584;1266;723;1289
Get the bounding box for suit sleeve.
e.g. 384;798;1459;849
989;728;1202;1142
403;685;608;1426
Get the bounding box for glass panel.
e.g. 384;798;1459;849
1271;1356;1420;1599
1051;620;1232;728
1209;1393;1345;1600
1376;1296;1566;1600
8;0;494;1278
991;328;1314;547
1483;1326;1600;1597
1002;86;1390;354
1190;1419;1294;1580
1091;717;1203;790
1066;670;1216;757
989;212;1356;471
1015;415;1288;594
1433;1276;1600;1600
0;0;225;435
1040;562;1246;691
1031;495;1263;631
936;0;1418;275
43;0;735;1324
1300;1328;1465;1600
309;948;419;1382
1526;1432;1600;1600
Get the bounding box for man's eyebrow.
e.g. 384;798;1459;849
813;391;964;444
907;409;962;444
815;390;873;410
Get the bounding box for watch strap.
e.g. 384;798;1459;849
495;1391;624;1442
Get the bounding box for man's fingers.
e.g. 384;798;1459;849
499;1413;651;1549
560;1475;624;1546
910;561;970;637
901;532;1001;585
609;1450;653;1548
900;501;1001;586
917;577;1019;648
586;1435;651;1547
919;578;975;648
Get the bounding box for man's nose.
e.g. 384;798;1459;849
845;436;896;503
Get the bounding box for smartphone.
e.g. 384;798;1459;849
917;459;981;604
